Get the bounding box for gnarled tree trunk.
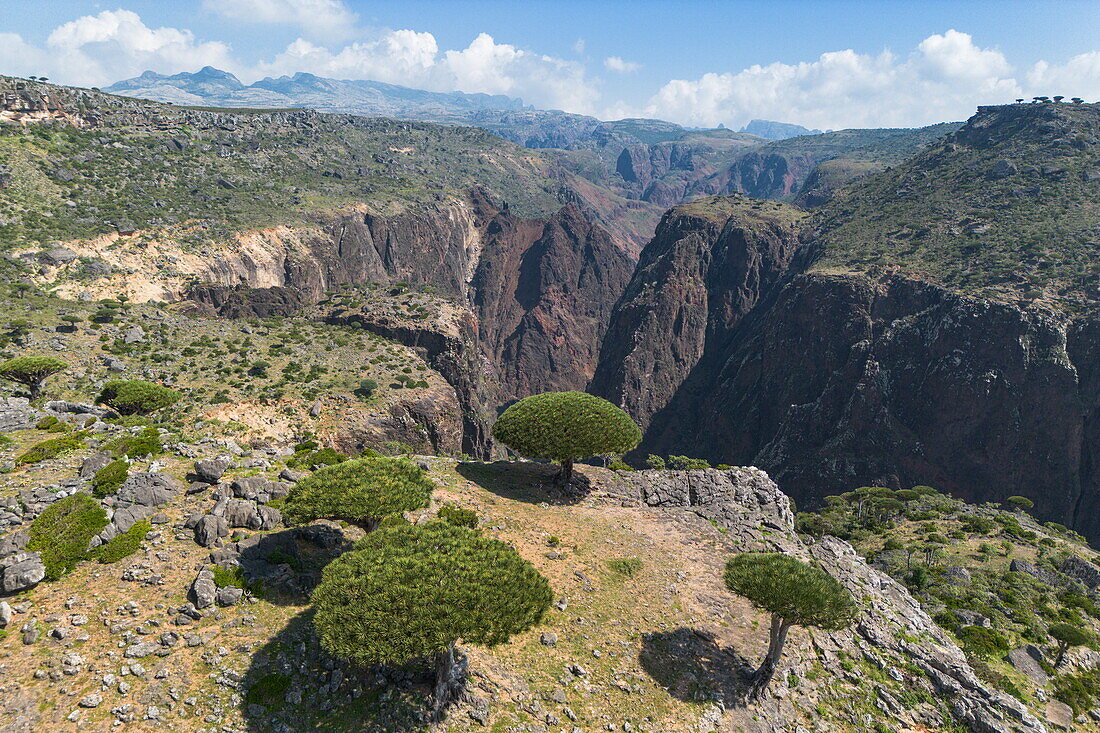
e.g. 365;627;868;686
747;614;791;700
431;641;467;722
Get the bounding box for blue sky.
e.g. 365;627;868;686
3;0;1100;129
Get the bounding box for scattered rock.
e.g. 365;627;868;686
189;569;217;610
0;551;46;593
193;456;233;484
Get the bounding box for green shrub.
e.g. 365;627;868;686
438;503;479;528
492;391;641;483
212;564;247;589
92;520;150;563
104;427;162;458
1053;669;1100;714
91;459;129;498
956;625;1010;657
283;457;433;530
644;454;666;470
96;379;181;415
668;455;711;470
27;493;108;580
285;446;347;469
17;434;86;464
36;415;71;433
608;459;633;471
607;557;644;577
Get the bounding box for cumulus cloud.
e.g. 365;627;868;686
604;56;640;74
254;31;600;113
640;30;1028;129
202;0;358;41
41;9;235;87
1027;51;1100;102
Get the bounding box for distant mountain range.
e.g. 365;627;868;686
105;66;529;122
105;67;818;141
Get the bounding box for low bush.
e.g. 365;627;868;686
1053;668;1100;714
438;504;479;528
956;625;1010;657
92;520;150;563
212;565;247;589
607;557;644;577
104;427;162;458
36;415;71;433
91;459;129;498
26;493;108;580
17;434;86;464
667;455;711;470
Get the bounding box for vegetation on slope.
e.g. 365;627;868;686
811;102;1100;308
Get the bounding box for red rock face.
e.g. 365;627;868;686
470;201;635;401
592;200;1100;541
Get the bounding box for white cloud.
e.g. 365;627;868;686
42;9;235;87
0;33;49;80
203;0;358;40
638;30;1030;129
254;31;600;113
604;56;640;74
1026;51;1100;102
572;38;586;56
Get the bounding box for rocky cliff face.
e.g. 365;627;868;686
590;197;807;434
593;197;1100;540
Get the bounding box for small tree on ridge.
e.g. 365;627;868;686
492;391;641;483
724;552;858;699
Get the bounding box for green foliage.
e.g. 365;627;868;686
36;415;71;432
956;626;1010;657
16;433;85;464
1049;622;1092;648
27;493;108;580
1053;668;1100;714
607;557;644;577
667;455;711;470
91;520;150;563
311;522;552;666
492;391;641;465
283;457;433;529
104;426;163;458
0;355;66;397
644;454;666;470
96;379;181;415
723;552;858;630
437;503;479;529
212;565;248;589
285;446;347;469
1005;496;1034;510
91;459;129;498
608;459;633;471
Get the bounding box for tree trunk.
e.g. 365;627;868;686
1054;640;1068;667
431;641;466;722
747;615;790;700
557;458;573;485
28;380;40;401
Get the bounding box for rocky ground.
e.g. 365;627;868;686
0;394;1093;731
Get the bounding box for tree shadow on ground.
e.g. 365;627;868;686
456;460;589;505
232;523;356;607
639;627;754;708
240;609;449;732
